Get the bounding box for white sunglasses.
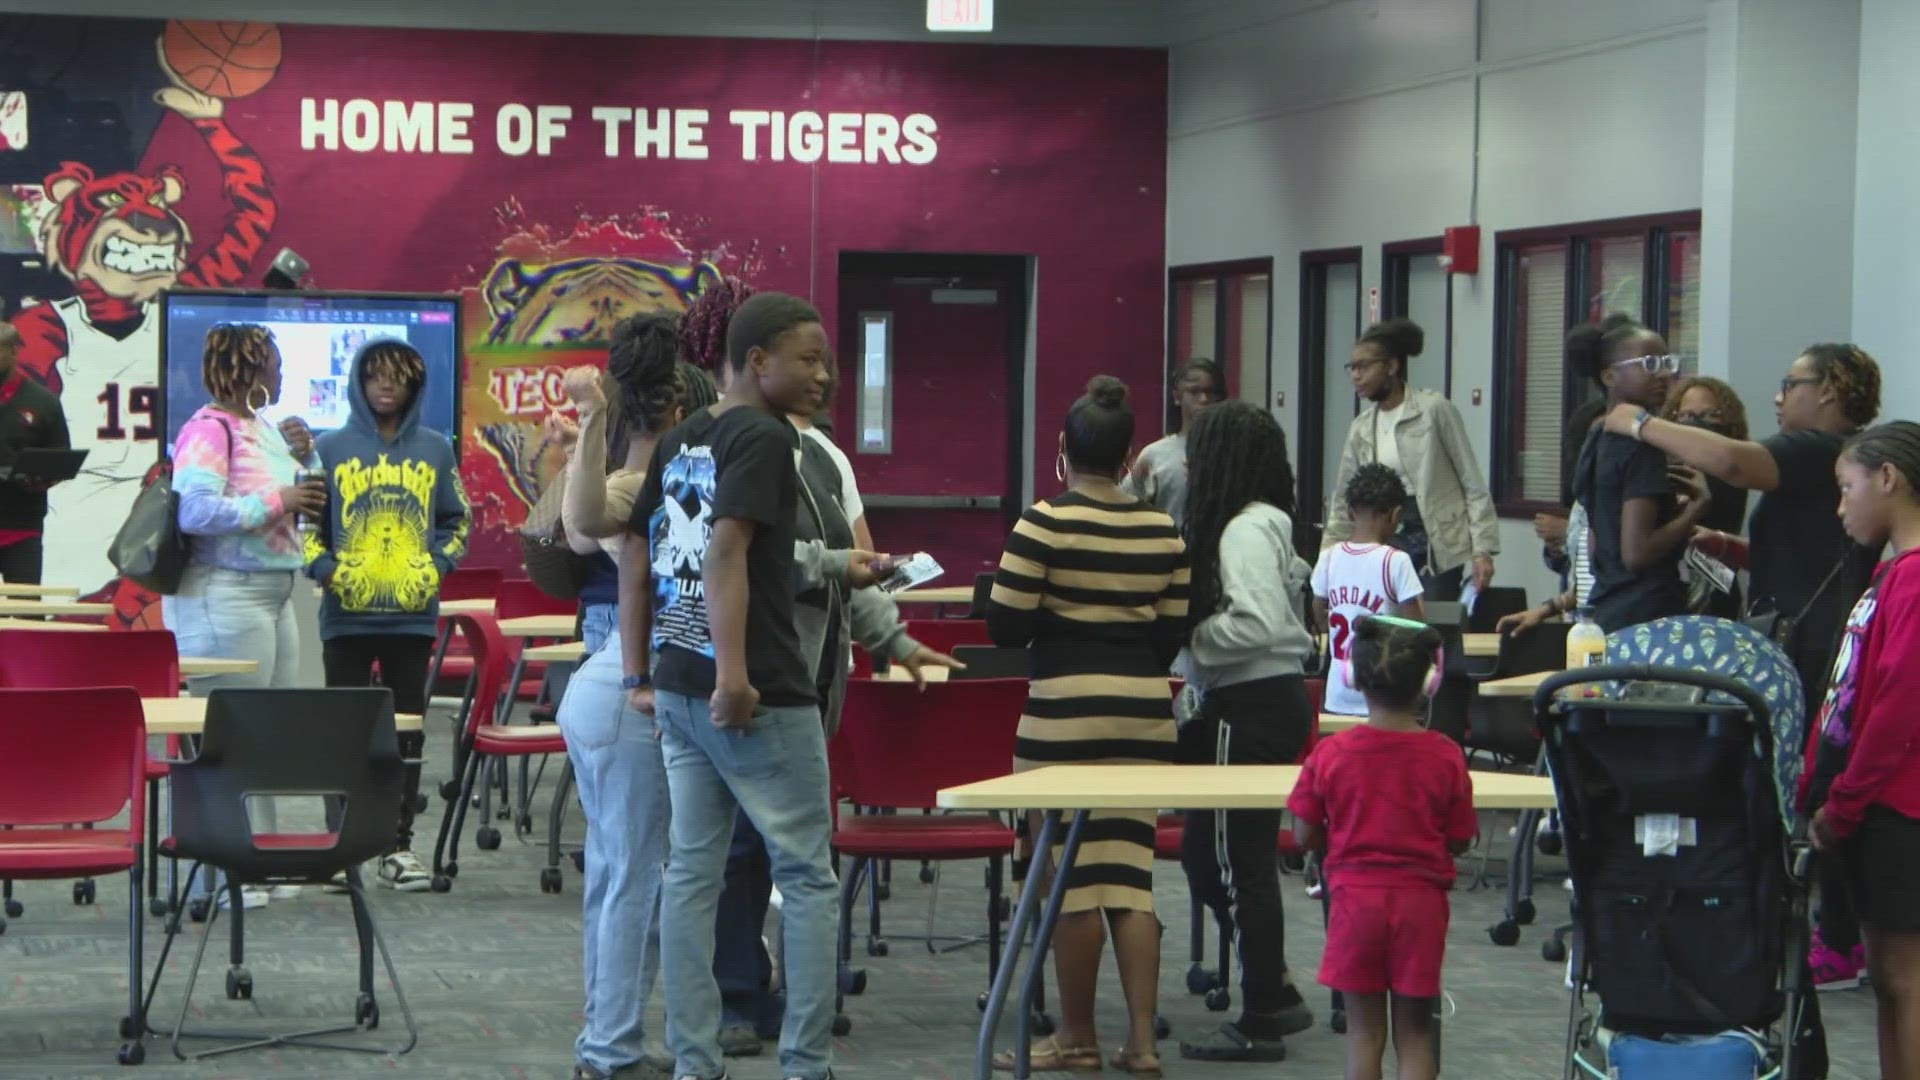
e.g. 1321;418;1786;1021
1611;353;1682;375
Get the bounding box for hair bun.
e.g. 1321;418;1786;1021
1369;318;1424;359
1086;375;1129;410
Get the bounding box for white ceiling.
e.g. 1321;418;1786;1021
0;0;1183;46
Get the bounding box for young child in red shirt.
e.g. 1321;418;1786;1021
1805;421;1920;1078
1287;615;1476;1080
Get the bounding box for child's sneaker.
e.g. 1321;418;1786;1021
217;885;271;910
378;850;432;892
269;884;302;900
323;870;352;894
1810;931;1864;990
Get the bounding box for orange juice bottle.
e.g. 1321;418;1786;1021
1566;607;1606;697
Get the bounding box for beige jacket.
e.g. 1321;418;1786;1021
1323;388;1500;574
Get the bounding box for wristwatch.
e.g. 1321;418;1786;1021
1628;408;1653;441
620;674;650;691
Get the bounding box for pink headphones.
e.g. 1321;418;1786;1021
1340;614;1444;701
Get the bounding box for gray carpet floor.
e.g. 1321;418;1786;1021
0;738;1880;1079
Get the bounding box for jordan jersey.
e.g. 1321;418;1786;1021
1312;542;1424;715
41;296;161;591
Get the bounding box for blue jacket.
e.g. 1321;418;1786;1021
304;341;470;640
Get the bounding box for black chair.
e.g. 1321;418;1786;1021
1469;623;1571;946
967;572;994;620
148;688;418;1061
1467;586;1529;633
950;645;1028;680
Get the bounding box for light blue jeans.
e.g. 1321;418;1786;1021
655;690;839;1080
163;565;301;895
558;632;669;1075
581;601;618;655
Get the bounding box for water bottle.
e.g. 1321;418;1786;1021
294;468;323;534
1566;606;1606;698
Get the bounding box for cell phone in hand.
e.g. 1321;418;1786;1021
879;552;944;594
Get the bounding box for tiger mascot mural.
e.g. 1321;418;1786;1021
7;33;278;626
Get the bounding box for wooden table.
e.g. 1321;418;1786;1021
438;597;496;616
0;583;79;598
497;614;576;639
940;764;1557;1078
892;585;974;617
142;697;424;736
1477;670;1557;698
0;616;103;632
179;657;261;677
1317;712;1364;733
522;641;587;663
0;599;110;618
1464;632;1500;658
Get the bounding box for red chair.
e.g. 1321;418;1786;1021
440;566;502;602
0;686;152;1065
830;677;1025;1031
425;568;502;692
0;629;181;920
1156;677;1324;1013
901;618;992;657
428;613;567;893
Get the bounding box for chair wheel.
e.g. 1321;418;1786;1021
993;896;1011;921
73;879;96;905
187;897;210;924
1542;939;1567;963
539;867;564;894
119;1016;142;1039
831;1014;852;1037
1488;920;1520;947
977;991;989;1012
1031;1011;1054;1037
439;779;460;802
1185;964;1218;995
516;814;535;836
476;826;502;851
224;967;253;1001
570;850;585;873
443;861;460;879
430;875;453;893
1515;899;1537;925
1204;987;1231;1012
355;992;380;1028
918;864;936;884
413;793;430;814
147;897;171;918
3;898;21;918
875;884;891;901
1280;852;1308;874
117;1041;145;1066
1537;830;1563;856
839;968;867;995
1330;1009;1347;1035
1154;1015;1170;1040
866;938;889;957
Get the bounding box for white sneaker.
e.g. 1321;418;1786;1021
378;850;432;892
216;886;270;910
269;884;302;899
323;870;352;894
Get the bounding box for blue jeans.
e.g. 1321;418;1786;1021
717;814;775;1027
581;601;618;655
655;690;838;1080
557;633;669;1075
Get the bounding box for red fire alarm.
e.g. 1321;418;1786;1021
1438;225;1480;275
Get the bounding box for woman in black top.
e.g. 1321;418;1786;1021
1659;376;1752;618
1567;314;1712;633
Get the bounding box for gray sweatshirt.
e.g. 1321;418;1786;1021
1176;501;1315;691
1123;433;1189;526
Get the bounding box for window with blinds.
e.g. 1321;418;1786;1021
1492;212;1702;512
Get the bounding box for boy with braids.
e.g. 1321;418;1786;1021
1313;464;1426;716
306;339;470;893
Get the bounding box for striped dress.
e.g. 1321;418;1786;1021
988;487;1189;914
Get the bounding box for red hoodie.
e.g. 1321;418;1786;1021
1805;547;1920;838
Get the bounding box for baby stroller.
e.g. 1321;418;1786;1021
1533;616;1814;1080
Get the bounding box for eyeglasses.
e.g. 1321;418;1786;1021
1674;408;1724;425
1611;354;1682;376
1779;376;1821;395
1344;357;1386;374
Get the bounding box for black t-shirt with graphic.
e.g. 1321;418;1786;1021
1750;431;1882;647
631;404;815;707
1573;426;1689;632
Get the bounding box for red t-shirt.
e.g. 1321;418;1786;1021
1807;547;1920;839
1287;724;1478;888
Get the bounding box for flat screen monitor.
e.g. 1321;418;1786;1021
160;290;461;455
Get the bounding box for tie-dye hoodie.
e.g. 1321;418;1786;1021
172;406;305;572
304;345;470;641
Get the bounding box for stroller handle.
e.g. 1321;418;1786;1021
1531;663;1774;731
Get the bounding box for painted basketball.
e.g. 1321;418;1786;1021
160;21;282;100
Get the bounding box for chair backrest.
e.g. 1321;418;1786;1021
950;645;1028;680
905;618;993;657
0;627;181;697
497;577;578;619
835;678;1027;810
173;688;403;875
440;566;503;602
1467;586;1529;632
443;613;509;735
968;572;994;619
0;687;146;829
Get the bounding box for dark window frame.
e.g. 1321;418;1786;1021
1490;210;1702;517
1165;257;1275;435
1381;236;1451;397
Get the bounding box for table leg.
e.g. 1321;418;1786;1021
974;810;1059;1080
1013;810;1089;1080
426;621;454;694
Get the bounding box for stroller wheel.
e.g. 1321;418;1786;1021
1488;920;1521;947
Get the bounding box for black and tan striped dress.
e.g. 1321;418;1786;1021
987;487;1189;914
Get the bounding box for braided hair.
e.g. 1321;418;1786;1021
201;323;278;407
1350;616;1444;711
356;339;426;395
1185;400;1298;625
1844;421;1920;496
1343;461;1406;515
1801;343;1882;428
606;313;682;434
678;276;756;373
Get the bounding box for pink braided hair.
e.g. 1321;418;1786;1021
678;275;757;371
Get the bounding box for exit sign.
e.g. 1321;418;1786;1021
927;0;993;32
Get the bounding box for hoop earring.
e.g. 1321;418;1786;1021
1055;452;1068;484
246;384;270;413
